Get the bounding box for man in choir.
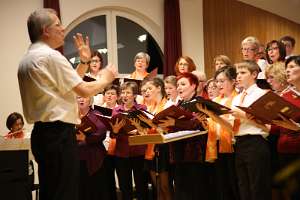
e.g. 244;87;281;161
279;35;296;59
231;61;271;200
18;8;117;200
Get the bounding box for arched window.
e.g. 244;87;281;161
64;8;163;76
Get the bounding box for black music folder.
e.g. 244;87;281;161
181;96;231;115
83;75;96;82
94;105;113;117
152;105;194;124
124;109;154;128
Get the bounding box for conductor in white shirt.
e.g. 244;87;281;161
18;8;117;200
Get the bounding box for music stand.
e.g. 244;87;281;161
129;130;207;200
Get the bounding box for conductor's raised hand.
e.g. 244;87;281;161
73;33;91;63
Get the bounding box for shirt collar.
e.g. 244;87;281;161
29;41;50;50
243;84;258;95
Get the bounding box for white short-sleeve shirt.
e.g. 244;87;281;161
18;42;83;124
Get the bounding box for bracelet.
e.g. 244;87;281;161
80;59;91;65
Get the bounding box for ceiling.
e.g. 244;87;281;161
238;0;300;24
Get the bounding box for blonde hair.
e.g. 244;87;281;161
265;62;287;84
164;75;177;87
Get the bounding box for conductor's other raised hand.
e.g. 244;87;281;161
73;33;91;63
100;63;118;83
105;63;118;78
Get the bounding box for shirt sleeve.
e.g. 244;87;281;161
48;51;83;95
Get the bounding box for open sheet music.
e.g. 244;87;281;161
128;130;207;145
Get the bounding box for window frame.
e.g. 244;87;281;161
64;7;163;77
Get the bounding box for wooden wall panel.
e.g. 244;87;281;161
203;0;300;78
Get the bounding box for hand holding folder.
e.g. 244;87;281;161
236;91;300;125
125;110;154;129
272;113;300;131
76;115;97;135
196;103;234;134
93;106;114;131
109;117;127;134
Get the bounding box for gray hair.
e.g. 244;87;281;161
241;36;260;52
27;8;57;43
134;52;150;65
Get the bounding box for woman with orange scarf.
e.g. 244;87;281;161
139;77;172;200
129;52;150;80
200;66;240;200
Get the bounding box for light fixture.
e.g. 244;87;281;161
97;48;108;54
138;34;147;42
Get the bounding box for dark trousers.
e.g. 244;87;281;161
174;162;210;200
31;121;79;200
214;153;240;200
235;135;271;200
115;156;148;200
103;155;118;200
278;153;300;200
79;159;112;200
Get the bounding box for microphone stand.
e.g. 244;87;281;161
154;144;160;200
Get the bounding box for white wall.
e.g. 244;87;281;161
0;0;204;134
60;0;164;32
0;0;42;135
180;0;204;71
